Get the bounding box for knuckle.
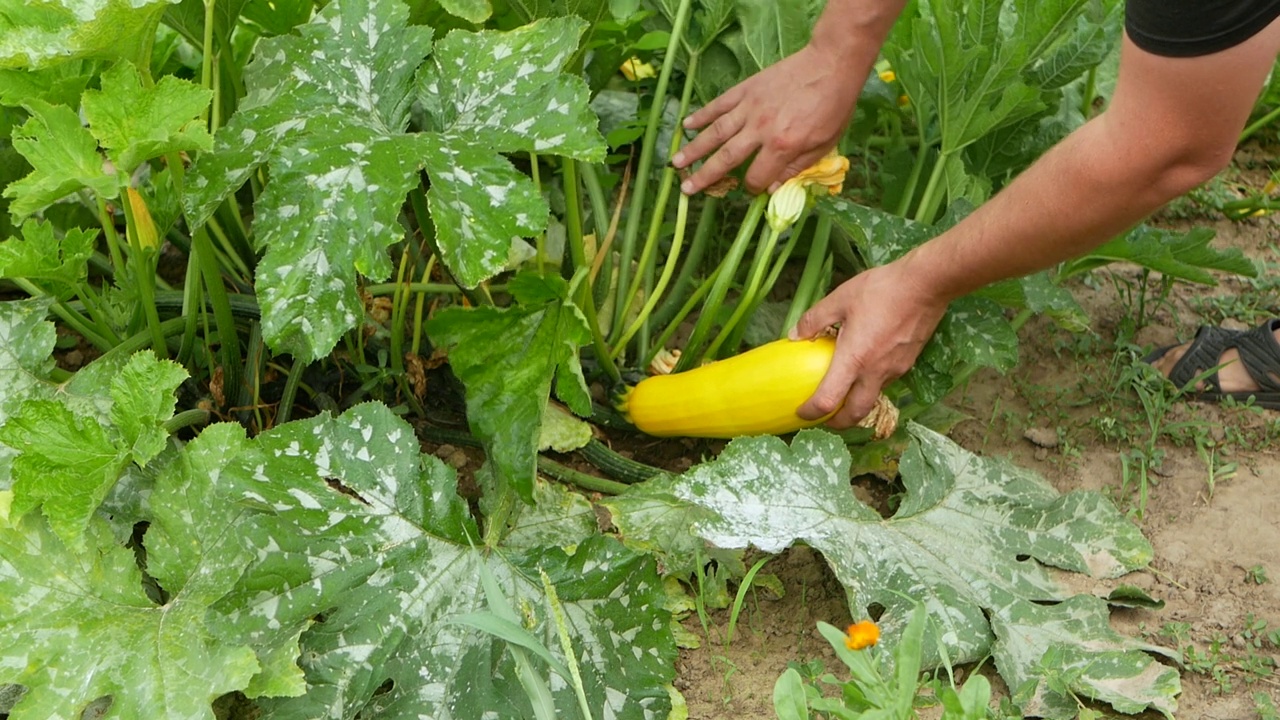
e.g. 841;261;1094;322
810;393;845;417
768;134;797;153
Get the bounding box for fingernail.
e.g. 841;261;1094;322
672;152;685;167
681;179;694;194
787;326;799;340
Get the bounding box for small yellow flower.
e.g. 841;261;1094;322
620;57;656;81
878;69;896;83
898;94;910;108
125;187;159;251
845;620;880;650
791;149;850;197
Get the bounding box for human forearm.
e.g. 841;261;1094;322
809;0;909;67
904;28;1280;304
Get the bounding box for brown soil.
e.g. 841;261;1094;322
672;212;1280;718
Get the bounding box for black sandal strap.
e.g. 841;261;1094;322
1234;319;1280;393
1167;325;1242;392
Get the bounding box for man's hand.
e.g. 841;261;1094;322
672;43;863;196
788;255;948;428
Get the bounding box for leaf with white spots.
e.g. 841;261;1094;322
426;272;592;502
418;16;606;287
669;424;1172;718
0;0;180;69
184;0;603;357
0;298;56;489
212;403;675;719
0;424;261;720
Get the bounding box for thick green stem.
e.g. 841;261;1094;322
389;245;413;375
612;51;701;349
537;457;630;495
192;226;244;406
782;213;833;337
95;316;189;364
612;191;690;359
164;408;211;434
483;483;519;548
650;195;718;330
17;280;115;351
97;197;127;277
1241;104;1280;144
895;140;931;218
645;263;719;368
703;223;783;359
913;150;950;224
276;355;307;425
201;0;216;123
721;216;806;353
579;161;612;242
564;161;620;383
611;0;695;333
674;194;767;371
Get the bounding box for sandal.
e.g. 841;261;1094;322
1144;319;1280;410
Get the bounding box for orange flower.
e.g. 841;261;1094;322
844;620;880;650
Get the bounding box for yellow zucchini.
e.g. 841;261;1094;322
620;337;840;438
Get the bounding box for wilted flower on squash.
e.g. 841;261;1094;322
766;180;808;232
845;620;880;650
649;347;681;375
620;57;656;81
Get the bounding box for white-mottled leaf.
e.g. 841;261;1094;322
0;425;261;720
668;424;1172;717
417;16;606;287
0;0;180;69
994;596;1180;719
212;403;675;719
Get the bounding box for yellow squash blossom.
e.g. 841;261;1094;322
791;149;850;196
620;57;656;81
878;69;896;83
845;620;880;650
125;187;159;250
766;150;850;232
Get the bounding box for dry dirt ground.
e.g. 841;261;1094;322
671;211;1280;718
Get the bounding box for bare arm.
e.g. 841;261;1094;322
672;0;908;195
792;24;1280;427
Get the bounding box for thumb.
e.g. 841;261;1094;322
788;289;844;340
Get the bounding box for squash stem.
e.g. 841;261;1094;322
610;0;695;334
564;160;620;383
781;212;833;337
673;193;767;371
650;194;718;330
611;190;690;360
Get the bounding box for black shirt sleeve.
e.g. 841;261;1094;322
1126;0;1280;57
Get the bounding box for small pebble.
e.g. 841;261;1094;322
1023;427;1059;449
1034;447;1049;462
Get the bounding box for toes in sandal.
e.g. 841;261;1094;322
1147;320;1280;410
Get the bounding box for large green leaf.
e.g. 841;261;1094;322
884;0;1092;154
994;596;1180;719
80;61;212;174
213;403;675;719
0;350;186;547
0;0;179;69
185;1;604;360
426;272;591;501
1060;224;1257;285
0;424;261;720
0;220;96;298
0;298;56;487
733;0;821;71
665;424;1174;718
0;61;95;107
3;99;119;219
416;16;606;287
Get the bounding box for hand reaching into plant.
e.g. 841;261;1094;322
672;0;908;195
789;255;948;429
671;44;861;195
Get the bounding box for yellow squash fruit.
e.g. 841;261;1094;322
620;337;840;438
